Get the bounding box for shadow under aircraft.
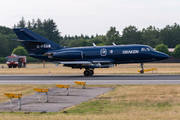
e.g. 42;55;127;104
12;28;169;76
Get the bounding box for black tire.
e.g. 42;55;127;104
84;71;89;76
23;63;26;68
89;70;94;76
22;63;25;68
8;66;12;68
13;66;17;68
140;70;144;74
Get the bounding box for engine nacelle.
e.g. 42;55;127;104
52;51;83;60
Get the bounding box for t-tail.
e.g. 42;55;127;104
12;28;62;54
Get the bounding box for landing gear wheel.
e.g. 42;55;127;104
89;70;94;76
83;69;94;76
140;70;144;74
8;66;12;68
84;71;89;76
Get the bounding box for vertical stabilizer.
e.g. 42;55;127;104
13;28;62;54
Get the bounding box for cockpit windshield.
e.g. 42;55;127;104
148;47;155;51
141;47;155;52
146;48;150;51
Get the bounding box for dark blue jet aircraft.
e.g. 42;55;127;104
12;28;169;76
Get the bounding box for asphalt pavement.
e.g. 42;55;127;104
0;87;113;112
0;74;180;85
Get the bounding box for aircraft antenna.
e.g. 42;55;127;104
112;43;116;46
93;43;96;47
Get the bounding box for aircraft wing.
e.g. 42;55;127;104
60;61;92;64
92;60;113;63
54;60;114;68
56;59;113;65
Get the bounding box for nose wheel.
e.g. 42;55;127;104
84;69;94;76
140;63;144;74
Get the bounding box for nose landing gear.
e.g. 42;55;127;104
140;63;144;74
84;69;94;76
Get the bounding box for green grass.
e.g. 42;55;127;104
62;85;180;117
62;99;174;115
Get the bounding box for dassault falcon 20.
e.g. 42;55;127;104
12;28;169;76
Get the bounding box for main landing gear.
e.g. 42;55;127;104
140;63;144;74
84;69;94;76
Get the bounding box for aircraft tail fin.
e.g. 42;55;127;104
12;28;62;54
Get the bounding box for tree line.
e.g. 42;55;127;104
0;17;180;57
60;24;180;49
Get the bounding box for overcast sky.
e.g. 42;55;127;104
1;0;180;36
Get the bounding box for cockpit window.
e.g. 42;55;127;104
141;48;147;51
141;47;155;52
149;47;155;51
146;48;150;51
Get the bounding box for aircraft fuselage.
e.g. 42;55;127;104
30;44;169;64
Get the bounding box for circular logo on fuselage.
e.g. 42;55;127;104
100;48;107;56
109;50;113;54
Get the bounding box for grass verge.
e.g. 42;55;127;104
0;63;180;75
1;85;180;119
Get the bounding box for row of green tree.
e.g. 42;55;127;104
155;44;180;58
0;17;180;57
61;24;180;48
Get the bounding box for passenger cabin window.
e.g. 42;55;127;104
141;48;147;51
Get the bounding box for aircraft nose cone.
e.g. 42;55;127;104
163;54;170;59
155;52;170;60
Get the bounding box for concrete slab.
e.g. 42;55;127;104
0;87;113;112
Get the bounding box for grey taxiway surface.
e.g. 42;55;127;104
0;74;180;85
